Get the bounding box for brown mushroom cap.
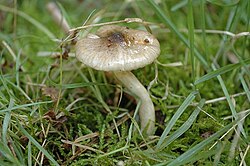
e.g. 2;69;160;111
75;25;160;71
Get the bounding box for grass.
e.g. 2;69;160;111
0;0;249;165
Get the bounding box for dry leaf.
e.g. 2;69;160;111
42;86;59;101
44;110;56;120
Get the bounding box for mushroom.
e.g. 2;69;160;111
75;25;160;135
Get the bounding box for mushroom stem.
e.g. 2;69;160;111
114;71;155;136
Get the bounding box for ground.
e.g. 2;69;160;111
0;0;249;165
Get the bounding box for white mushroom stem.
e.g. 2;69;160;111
114;71;155;136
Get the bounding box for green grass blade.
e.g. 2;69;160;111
2;98;14;145
4;77;32;102
145;0;209;70
160;121;237;166
239;74;250;102
0;101;53;113
158;99;205;150
0;160;17;166
11;138;25;165
60;82;105;89
187;0;195;82
17;122;59;166
0;71;16;101
212;64;247;138
207;0;240;6
28;141;32;166
156;90;199;149
88;68;112;113
170;0;188;11
185;148;217;165
0;5;55;39
200;0;208;62
56;2;72;28
96;145;129;159
15;51;21;88
73;63;105;105
194;58;250;85
0;141;22;165
242;0;250;58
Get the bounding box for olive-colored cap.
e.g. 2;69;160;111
75;25;160;71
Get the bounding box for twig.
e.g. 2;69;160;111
163;91;247;109
161;28;250;39
68;17;157;32
193;92;246;106
240;145;249;166
156;60;183;67
37;51;75;58
61;140;104;154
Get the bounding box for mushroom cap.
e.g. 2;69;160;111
75;25;160;71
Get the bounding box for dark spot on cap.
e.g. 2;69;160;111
107;32;127;47
144;38;150;43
